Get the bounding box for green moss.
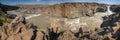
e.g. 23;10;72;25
0;11;12;26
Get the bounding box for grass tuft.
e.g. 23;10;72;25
0;11;12;26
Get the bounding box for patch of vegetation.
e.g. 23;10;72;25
0;11;12;26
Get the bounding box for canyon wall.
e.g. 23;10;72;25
0;13;119;40
42;2;107;18
0;2;120;40
16;2;107;18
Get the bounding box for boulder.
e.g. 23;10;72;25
58;31;78;40
0;16;35;40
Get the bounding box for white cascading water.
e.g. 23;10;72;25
25;14;41;20
106;6;114;15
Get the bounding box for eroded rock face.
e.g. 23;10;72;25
41;2;107;18
0;16;36;40
0;13;119;40
16;2;107;18
1;2;120;40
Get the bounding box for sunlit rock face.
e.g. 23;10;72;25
1;2;120;40
44;3;107;18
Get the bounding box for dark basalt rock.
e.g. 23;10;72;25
96;7;107;12
7;14;17;19
0;3;19;13
110;5;120;13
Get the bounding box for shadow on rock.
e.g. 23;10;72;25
0;3;19;13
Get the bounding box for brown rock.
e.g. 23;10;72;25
17;2;107;18
21;29;34;40
41;2;107;18
35;29;48;40
7;34;21;40
0;16;35;40
49;18;69;33
58;31;78;40
0;32;7;40
35;30;44;40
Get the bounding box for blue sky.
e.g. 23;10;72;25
0;0;120;5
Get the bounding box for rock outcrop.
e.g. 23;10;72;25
0;16;36;40
0;14;119;40
0;2;120;40
41;2;107;18
110;5;120;13
16;2;107;18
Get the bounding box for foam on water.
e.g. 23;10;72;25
106;6;114;15
25;14;41;20
64;6;115;31
97;6;114;17
65;18;87;31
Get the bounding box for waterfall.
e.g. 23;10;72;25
106;6;114;15
95;6;114;17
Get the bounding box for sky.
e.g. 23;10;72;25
0;0;120;5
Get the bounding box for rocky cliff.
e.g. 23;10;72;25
16;2;107;18
0;13;119;40
42;2;108;18
0;2;120;40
